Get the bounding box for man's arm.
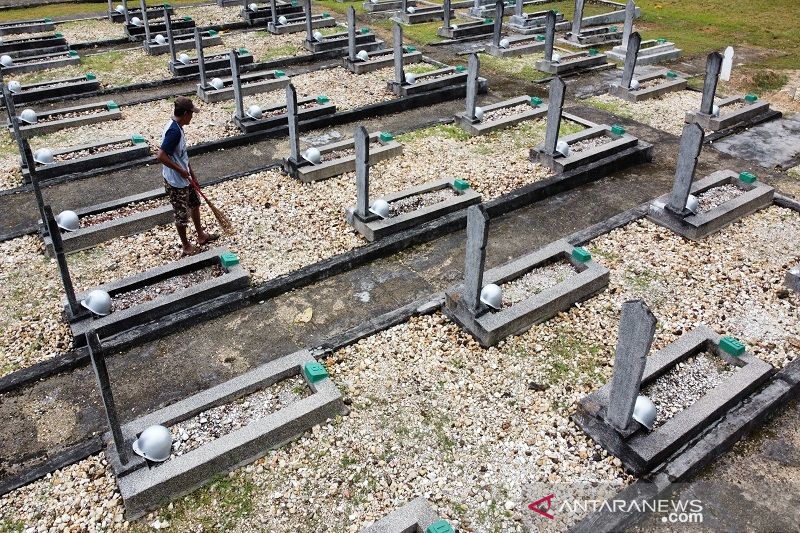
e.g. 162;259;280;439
157;149;191;179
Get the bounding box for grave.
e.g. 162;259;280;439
393;0;451;25
243;0;306;26
507;6;565;35
0;50;81;75
437;0;493;40
455;53;547;135
0;18;55;36
124;14;195;40
387;57;487;97
575;320;773;475
609;33;687;102
363;0;415;13
108;0;173;23
169;46;254;77
9;100;122;139
302;3;384;55
139;0;221;56
559;0;638;47
536;11;609;75
0;74;100;105
266;0;336;36
343;18;422;75
532;77;649;172
0;33;68;59
485;1;546;57
197;37;289;103
786;265;800;294
685;52;775;132
102;347;345;519
445;207;610;347
607;0;681;64
467;0;513;17
364;497;453;533
68;248;250;345
346;126;481;241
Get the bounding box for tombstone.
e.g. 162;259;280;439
464;53;480;122
393;22;405;85
401;0;408;15
43;205;81;318
699;51;722;116
571;0;585;39
195;28;207;89
354;126;370;219
165;8;177;65
229;50;244;120
442;0;452;29
605;299;656;432
462;204;490;314
621;0;635;49
139;0;151;44
514;0;523;17
122;0;130;25
270;0;278;25
543;10;556;62
491;1;503;49
304;0;314;44
347;6;356;62
4;84;45;223
86;331;129;465
666;123;704;215
286;84;300;162
543;76;566;156
720;46;734;82
620;31;641;89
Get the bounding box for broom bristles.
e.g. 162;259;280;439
192;181;234;234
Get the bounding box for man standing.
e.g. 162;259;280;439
157;96;216;256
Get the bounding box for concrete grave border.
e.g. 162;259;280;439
609;71;688;103
235;97;337;133
363;0;414;12
144;31;222;56
393;5;452;24
389;66;487;97
363;497;446;532
486;34;546;58
198;70;290;103
561;25;622;48
0;19;55;35
686;96;772;131
533;123;642;173
0;35;68;58
109;4;173;23
11;101;121;139
242;1;305;26
0;51;81;75
574;325;774;475
445;238;610;347
267;14;337;34
457;94;547;135
647;169;775;241
125;18;195;39
344;49;423;75
437;19;494;40
170;51;254;76
0;76;100;105
536;50;609;75
507;9;565;35
303;31;385;54
607;39;682;65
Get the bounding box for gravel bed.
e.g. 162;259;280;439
696;184;744;213
642;352;736;429
482;103;533;122
568;135;609;154
290;66;395;112
55;18;121;43
720;100;751;114
181;4;243;26
587;91;703;136
111;263;224;312
170;375;308;458
11;54;71;65
38;108;108;122
637;78;667;90
80;198;169;227
387;187;456;216
500;260;576;308
50;140;133;163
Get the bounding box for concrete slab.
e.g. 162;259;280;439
710;116;800;170
437;20;494;40
234;98;336;134
609;71;687;103
169;51;254;76
125;18;195;39
485;34;545;58
508;10;565;34
0;76;99;105
285;133;403;182
393;6;451;24
0;19;55;36
0;52;81;75
363;497;445;532
12;102;121;139
388;67;487;97
144;32;222;56
607;39;682;65
647;169;775;241
109;4;173;23
197;71;290;103
363;0;413;12
343;49;423;75
303;32;384;54
533;124;640;173
456;94;546;135
536;50;609;75
686;96;772;131
267;15;336;34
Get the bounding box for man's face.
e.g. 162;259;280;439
184;110;193;124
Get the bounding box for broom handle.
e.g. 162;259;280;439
188;175;212;204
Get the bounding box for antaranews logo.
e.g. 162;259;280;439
528;494;556;520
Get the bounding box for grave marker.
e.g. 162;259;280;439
195;28;207;89
605;299;656;432
347;6;356;62
465;53;480;122
164;9;176;65
393;22;405;84
621;0;635;49
43;204;80;318
700;51;722;116
514;0;523;17
87;330;129;465
122;0;130;25
443;0;452;29
720;46;734;82
491;1;503;48
354;126;370;219
543;9;556;62
3;85;44;221
229;50;244;120
571;0;585;39
666;123;704;214
270;0;278;25
543;76;565;156
286;84;300;161
621;31;641;89
304;0;313;44
463;204;490;313
139;0;151;44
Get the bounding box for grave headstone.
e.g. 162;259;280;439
605;299;656;432
286;83;300;161
393;22;405;84
465;53;480;121
666;123;704;215
43;204;80;318
514;0;523;17
443;0;452;29
543;9;556;62
700;51;722;116
165;8;177;64
401;0;408;15
139;0;151;44
571;0;585;40
543;76;566;156
463;204;490;313
4;84;45;223
720;46;734;82
347;6;356;62
270;0;278;25
229;50;244;119
491;1;503;48
195;28;207;89
621;31;641;89
304;0;313;44
86;330;129;465
354;125;370;219
621;0;635;49
122;0;130;25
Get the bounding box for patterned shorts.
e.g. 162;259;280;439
164;180;200;227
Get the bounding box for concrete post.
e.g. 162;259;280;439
443;0;452;29
571;0;585;38
139;0;151;44
401;0;407;14
621;0;635;49
463;204;490;314
514;0;523;17
465;53;479;122
43;205;80;319
270;0;278;25
165;9;176;65
720;46;734;82
621;31;640;90
393;22;405;84
543;76;565;156
286;84;300;161
122;0;130;25
304;0;313;44
605;299;656;432
195;29;209;89
492;0;503;48
700;51;722;115
108;0;113;19
543;9;556;62
347;6;356;62
354;125;370;219
4;85;46;225
666;123;704;215
86;331;129;466
229;51;244;120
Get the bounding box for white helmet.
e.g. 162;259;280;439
1;55;14;67
132;425;173;462
33;148;54;165
130;16;142;27
499;38;509;49
356;49;369;62
19;108;37;124
278;15;288;25
55;210;79;231
405;72;416;84
178;53;190;65
303;146;322;164
474;106;484;122
368;199;390;219
632;395;657;431
407;6;416;13
480;283;503;310
8;80;22;93
685;193;699;214
81;289;112;316
210;77;224;90
313;30;324;42
246;104;262;119
711;104;720;117
249;2;258;11
115;4;125;13
551;52;561;63
555;140;570;157
154;34;166;45
629;78;640;90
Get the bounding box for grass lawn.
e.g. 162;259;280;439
0;0;208;23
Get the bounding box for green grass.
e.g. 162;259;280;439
0;0;208;23
78;49;162;84
478;52;549;83
254;41;301;61
0;520;24;533
404;62;439;74
397;123;472;142
749;70;789;92
313;0;365;16
583;96;636;119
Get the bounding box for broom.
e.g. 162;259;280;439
189;176;234;234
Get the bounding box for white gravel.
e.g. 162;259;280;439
696;184;743;213
80;198;168;227
482;103;534;122
112;263;224;311
387;187;456;216
500;260;576;308
587;91;703;136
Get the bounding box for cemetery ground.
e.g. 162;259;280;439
0;0;799;531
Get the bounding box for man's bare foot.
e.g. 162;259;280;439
182;245;200;257
197;232;219;245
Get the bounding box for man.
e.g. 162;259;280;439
157;96;216;256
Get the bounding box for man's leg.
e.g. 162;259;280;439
188;189;217;245
166;181;199;255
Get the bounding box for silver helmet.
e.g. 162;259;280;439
154;34;166;45
368;199;390;219
629;78;640;90
551;52;561;63
246;104;263;120
278;15;288;25
19;108;38;124
115;4;126;13
685;193;699;214
303;147;322;164
356;50;369;62
33;148;54;165
480;283;503;310
1;55;14;67
499;38;510;49
130;16;142;27
632;395;657;431
474;106;484;122
711;104;720;117
178;53;190;65
555;140;571;158
8;80;22;93
405;72;416;84
249;3;258;11
55;210;79;232
406;6;416;13
81;289;112;316
210;77;224;90
132;425;173;462
313;30;324;42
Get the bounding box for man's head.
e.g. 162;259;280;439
174;96;200;125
